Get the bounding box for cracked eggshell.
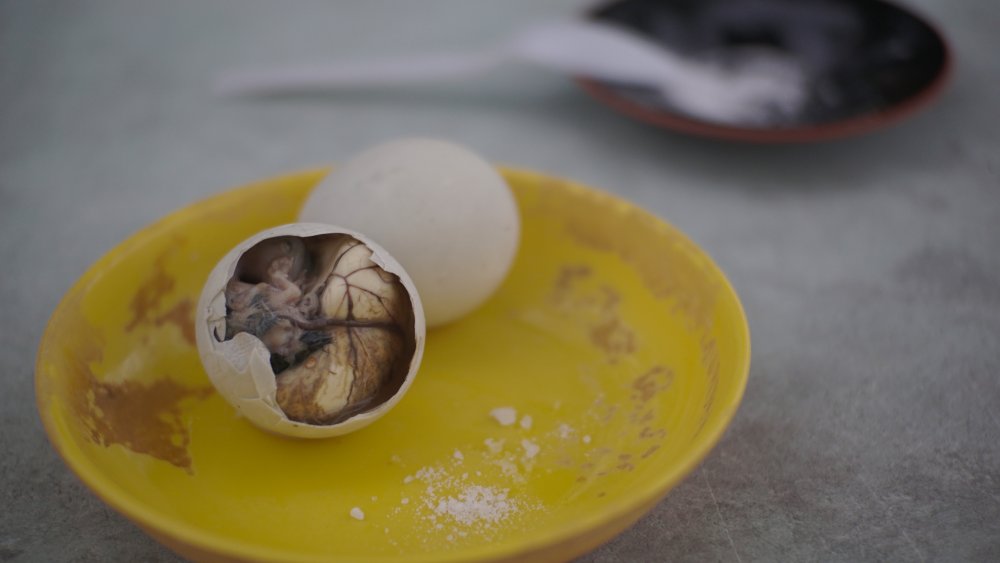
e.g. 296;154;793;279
195;222;425;439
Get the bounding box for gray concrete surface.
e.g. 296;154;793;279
3;0;999;561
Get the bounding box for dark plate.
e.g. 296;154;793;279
579;0;952;142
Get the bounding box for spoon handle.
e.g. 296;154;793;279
214;51;506;96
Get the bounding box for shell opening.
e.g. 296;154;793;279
223;233;417;426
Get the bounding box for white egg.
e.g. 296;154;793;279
299;139;520;327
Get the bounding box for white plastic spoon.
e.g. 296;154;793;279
214;20;805;125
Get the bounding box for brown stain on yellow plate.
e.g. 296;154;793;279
640;445;661;459
538;179;720;330
627;367;673;464
58;294;210;472
82;375;212;472
588;286;636;360
545;255;682;482
550;265;636;362
125;248;177;332
631;366;675;404
153;298;196;346
552;264;592;296
538;179;730;450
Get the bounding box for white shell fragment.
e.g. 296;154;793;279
299;138;520;328
196;223;425;438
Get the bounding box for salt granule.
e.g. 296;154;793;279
484;437;504;454
521;439;540;460
498;459;520;478
434;485;514;525
416;466;445;481
519;415;533;430
490;407;517;426
350;507;365;521
583;435;592;444
386;445;543;539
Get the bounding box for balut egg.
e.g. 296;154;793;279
298;138;520;328
196;223;425;438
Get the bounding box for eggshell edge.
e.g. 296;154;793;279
195;222;426;439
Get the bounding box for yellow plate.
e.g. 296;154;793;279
36;168;749;562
